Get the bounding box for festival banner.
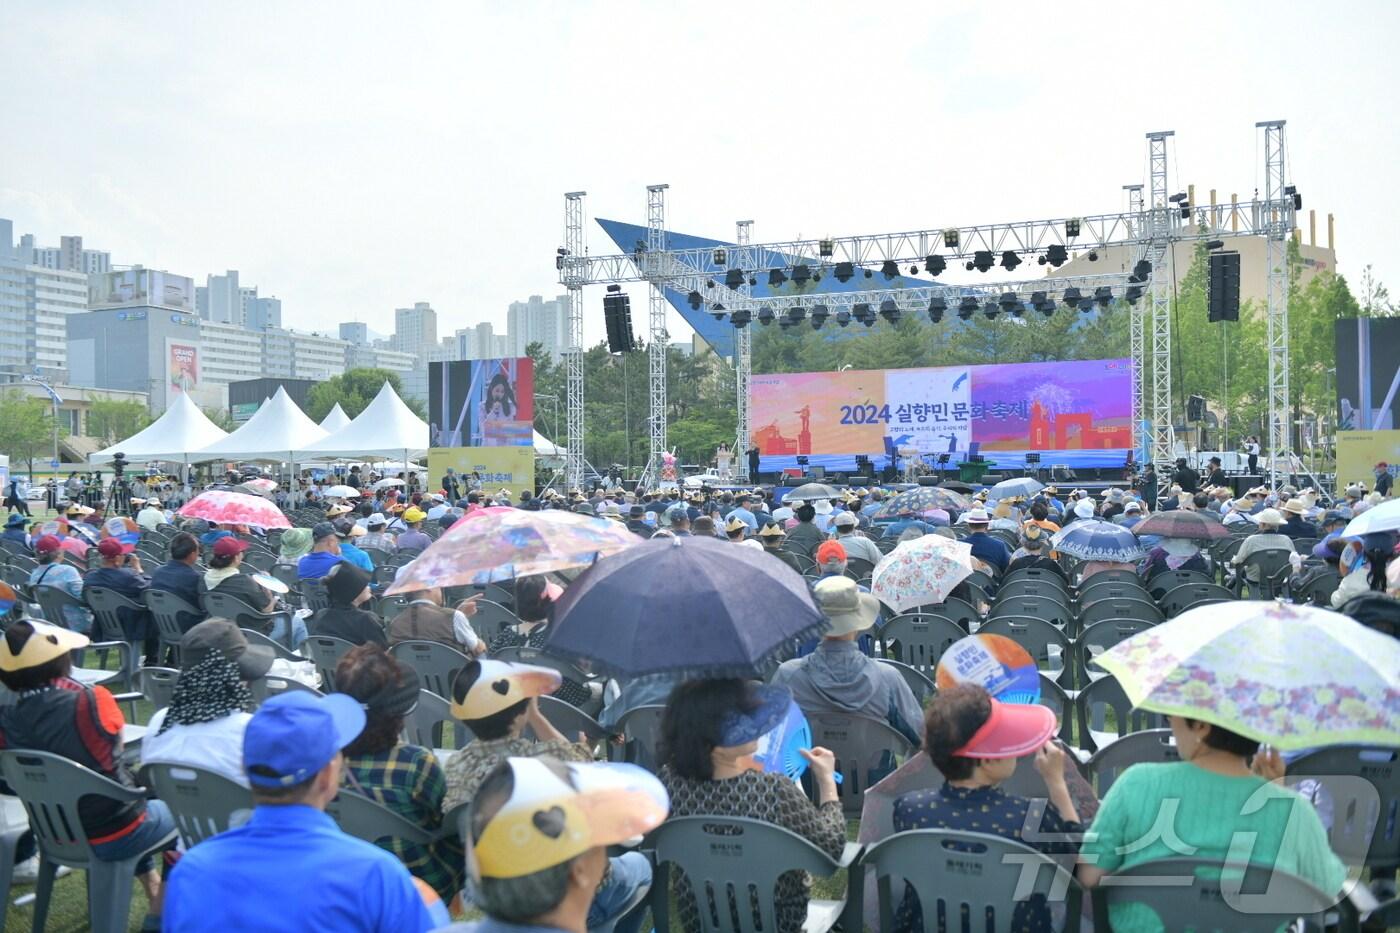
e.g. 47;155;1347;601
1335;430;1400;490
427;447;535;499
165;338;199;397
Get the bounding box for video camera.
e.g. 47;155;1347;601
111;452;127;480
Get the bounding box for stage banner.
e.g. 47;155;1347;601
1335;430;1400;490
428;358;534;449
427;447;535;499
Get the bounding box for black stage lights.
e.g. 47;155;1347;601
1065;218;1081;238
853;302;875;326
835;309;852;327
999;292;1022;317
1031;291;1054;316
730;309;751;327
768;269;787;289
833;261;855;283
1094;286;1113;308
712;248;727;267
879;298;900;324
957;296;978;320
943;229;960;248
924;255;946;277
756;307;775;325
724;269;744;290
686;290;702;310
1124;284;1144;304
880;260;900;280
1041;244;1068;267
1061;287;1083;309
928;297;946;323
982;300;1000;320
1000;251;1022;272
786;306;806;325
969;250;995;273
1131;259;1152;282
810;305;829;328
791;263;812;286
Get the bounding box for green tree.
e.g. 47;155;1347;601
85;399;153;444
201;407;238;431
0;391;61;475
304;368;426;421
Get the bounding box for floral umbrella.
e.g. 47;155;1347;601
1051;520;1146;563
385;508;642;591
1130;509;1231;541
1092;601;1400;751
234;478;279;498
874;486;971;518
870;534;976;614
177;490;291;529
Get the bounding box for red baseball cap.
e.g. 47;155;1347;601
212;536;249;558
952;696;1057;759
96;538;134;558
815;540;847;565
34;535;62;555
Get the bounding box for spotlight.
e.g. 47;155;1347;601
555;247;567;270
810;305;829;328
1168;193;1187;204
1124;284;1144;304
909;266;919;276
853;303;874;326
1132;259;1152;282
833;262;854;283
1078;296;1095;312
724;269;744;290
983;300;1000;320
1094;286;1113;308
768;269;787;289
864;269;873;278
971;250;995;272
879;298;900;324
730;309;751;327
880;260;900;280
999;292;1022;317
748;276;757;287
1205;239;1225;250
924;255;946;276
1031;290;1054;316
943;229;960;248
705;280;714;288
712;248;727;266
1044;244;1068;267
786;306;806;324
686;290;702;310
835;309;852;327
819;238;834;258
1285;186;1302;210
1180;202;1192;219
1065;218;1081;237
791;263;811;286
1061;287;1083;308
927;296;946;323
1000;251;1022;272
756;307;775;325
710;302;726;320
1087;250;1099;262
957;296;978;320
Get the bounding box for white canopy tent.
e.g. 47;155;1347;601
319;403;352;433
534;430;566;461
298;382;429;459
89;393;229;464
190;386;327;462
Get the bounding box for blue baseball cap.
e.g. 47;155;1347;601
243;691;366;788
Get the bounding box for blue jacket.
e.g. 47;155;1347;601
965;531;1011;572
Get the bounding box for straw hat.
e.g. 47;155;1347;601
1280;498;1307;516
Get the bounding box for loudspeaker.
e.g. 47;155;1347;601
1187;395;1206;422
849;474;873;486
782;474;805;487
603;290;636;353
1208;251;1241;322
917;476;941;486
831;473;847;485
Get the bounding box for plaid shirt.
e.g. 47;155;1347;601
342;743;464;902
441;736;593;814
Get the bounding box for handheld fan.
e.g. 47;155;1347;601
754;700;842;783
935;634;1041;705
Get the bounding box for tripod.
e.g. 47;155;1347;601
105;477;132;516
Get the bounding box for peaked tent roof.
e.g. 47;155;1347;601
89;392;229;463
534;430;565;458
319;403;352;432
298;382;429;458
189;386;327;461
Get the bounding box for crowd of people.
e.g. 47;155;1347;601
0;456;1393;932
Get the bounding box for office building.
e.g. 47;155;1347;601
506;294;568;358
340;322;369;345
228;377;317;423
20;234;112;276
67;306;206;413
262;328;349;381
200;320;267;388
0;220;94;380
244;295;282;331
393;302;437;359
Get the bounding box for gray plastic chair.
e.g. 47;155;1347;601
389;639;471;699
996;579;1072;606
1074;618;1155;689
0;750;177;933
525;694;606;745
873;658;935;705
402;689;472;750
1073;673;1167;753
878;612;967;677
648;815;858;933
1158;581;1237;618
1233;549;1294;600
855;829;1082;933
325;789;437;848
976;615;1071;686
915;595;980;630
81;586;148;687
612;704;666;770
239;626;304;661
1077;597;1163;629
1091;858;1335;931
137;762;254;848
303;635;357;692
138;666;181;714
1037;673;1072;744
470;599;520;644
1001;566;1070;590
1146;569;1215;601
249;673;324;702
1085;728;1179;796
1285;745;1400;872
806;712;913;816
144;589;205;663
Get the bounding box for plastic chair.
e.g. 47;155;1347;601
1074;618;1155;689
806;712;913;816
269;563;302;604
82;586;149;681
469;599;519;644
873;658;935;705
525;694;607;745
376;594;410;621
301;580;331;613
1076;581;1150;610
1157;581;1237;617
1073;567;1141;590
144;589;205;663
648;816;858;933
1073;673;1167;753
0;750;177;933
325;789;437;848
1293;569;1341;607
987;595;1073;632
138;666;181;714
1146;568;1215;601
249;673;323;702
1091;858;1334;931
1077;597;1163;629
878;613;967;677
303;635;357;691
844;557;876;580
976;615;1071;686
204;591;295;649
914;595;980;630
855;829;1082;933
402;689;472;750
1233;549;1294;600
613;704;666;770
239;627;304;662
1286;745;1400;872
137;762;253;848
1085;728;1179;795
995;579;1072;606
389;639;471;699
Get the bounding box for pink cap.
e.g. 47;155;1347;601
952;697;1057;759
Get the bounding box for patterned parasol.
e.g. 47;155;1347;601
875;486;972;518
870;534;976;614
1050;520;1146;563
1130;509;1231;541
178;490;291;529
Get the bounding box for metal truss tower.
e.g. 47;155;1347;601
644;185;669;484
562;192;586;490
1145;132;1176;468
1123;184;1148;461
1259;120;1291;485
734;219;753;481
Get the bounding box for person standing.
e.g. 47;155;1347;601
1375;462;1394;498
746;445;761;483
1245;435;1261;475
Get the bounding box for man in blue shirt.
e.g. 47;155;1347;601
728;494;759;534
1;513;29;552
333;519;376;573
147;532;205;632
163;691;439;932
962;507;1011;573
298;522;346;580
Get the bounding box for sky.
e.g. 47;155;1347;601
3;1;1398;348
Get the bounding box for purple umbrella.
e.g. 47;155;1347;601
542;535;827;679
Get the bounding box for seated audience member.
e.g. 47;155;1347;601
1331;534;1395;609
142;619;274;787
1139;537;1210;580
658;679;844;933
86;536;158;663
598;672;685;732
1026;501;1060;534
813;540;849;579
1005;522;1065;578
1;513;30;552
203;536;276;610
395;508;433;552
336;645;463;904
163;691;440;932
148;531;205;628
135;496;169;533
388;579;483;655
0;621;177;931
298;522;345;581
1113;499;1145;529
334;518;376;573
784;504;825;560
892;684;1082;933
357;513;396;552
831;511;882;565
772;577;923;745
28;533;92;631
757;522;805;573
1230;508;1294;585
1078;716;1345;931
880;508;938;541
309;562;387;647
442;757;666;933
278;527;313;564
485;575;593;709
962;508;1011;573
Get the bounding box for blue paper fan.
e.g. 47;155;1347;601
754;700;842;783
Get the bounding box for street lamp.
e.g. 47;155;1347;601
23;374;61;477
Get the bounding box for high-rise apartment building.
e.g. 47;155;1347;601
245;295;282;331
393;302;437;360
262;328;349;381
340;322;369;345
17;232;112;275
0;220;92;379
506;294;569;358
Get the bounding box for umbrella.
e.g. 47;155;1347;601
987;477;1045;501
385;508;641;592
178;490;291;529
324;485;361;498
371;477;405;491
1092;601;1400;751
784;482;840;503
876;486;971;518
235;478;279;498
870;534;976;614
543;536;826;679
1130;510;1231;541
1051;520;1146;563
1341;498;1400;539
937;480;975;494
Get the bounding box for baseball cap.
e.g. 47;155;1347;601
181;618;275;679
815;540;847;566
332;518;363;538
96;537;133;558
311;521;337;541
403;507;427;523
952;694;1057;759
366;513;387;529
1124;500;1142;513
243;691;366;788
813;577;879;637
833;511;858;528
34;535;62;555
212;536;249;558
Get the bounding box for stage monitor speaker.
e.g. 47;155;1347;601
1230;475;1264;497
849;474;873;486
831;472;847;485
917;476;941;486
782;474;805;487
982;473;1006;484
1187;395;1206;422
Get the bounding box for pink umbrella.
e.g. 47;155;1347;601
178;490;291;529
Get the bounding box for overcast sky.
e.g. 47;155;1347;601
3;1;1397;346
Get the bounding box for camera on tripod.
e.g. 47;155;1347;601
111;452;127;480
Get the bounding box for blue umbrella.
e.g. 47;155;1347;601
1051;520;1146;563
542;536;827;679
987;477;1045;501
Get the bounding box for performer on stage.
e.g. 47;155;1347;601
1243;436;1261;475
715;443;733;482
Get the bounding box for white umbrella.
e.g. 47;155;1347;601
324;485;361;498
1341;497;1400;539
372;477;405;491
